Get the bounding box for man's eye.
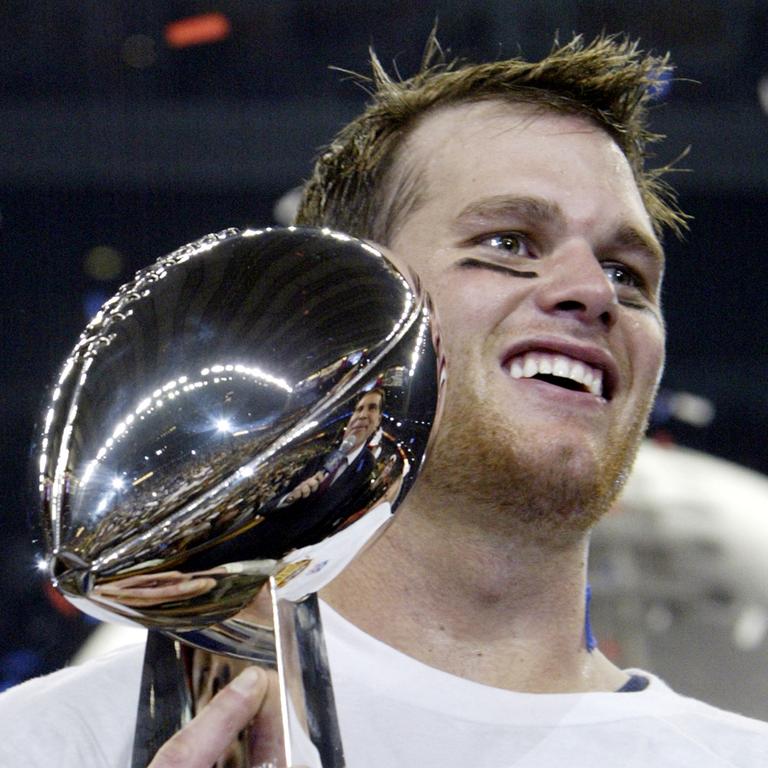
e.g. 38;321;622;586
484;233;534;258
602;262;643;289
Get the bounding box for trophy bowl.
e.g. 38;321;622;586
36;226;442;767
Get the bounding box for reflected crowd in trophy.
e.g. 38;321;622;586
89;387;408;620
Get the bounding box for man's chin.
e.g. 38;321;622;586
418;409;640;543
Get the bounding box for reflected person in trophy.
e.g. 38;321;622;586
2;31;768;768
270;389;384;541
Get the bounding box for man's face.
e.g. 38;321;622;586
343;392;383;449
388;101;665;537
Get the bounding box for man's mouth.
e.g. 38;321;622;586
506;350;607;398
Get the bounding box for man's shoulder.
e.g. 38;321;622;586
636;669;768;728
0;640;145;768
623;669;768;762
0;640;145;700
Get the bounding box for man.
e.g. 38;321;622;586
259;387;385;552
2;34;767;768
280;388;383;509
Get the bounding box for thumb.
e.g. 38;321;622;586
149;666;275;768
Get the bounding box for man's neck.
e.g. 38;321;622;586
321;493;627;694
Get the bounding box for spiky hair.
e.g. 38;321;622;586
295;33;686;242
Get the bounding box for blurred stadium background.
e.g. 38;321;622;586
1;0;767;718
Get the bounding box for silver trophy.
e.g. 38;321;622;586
37;227;442;767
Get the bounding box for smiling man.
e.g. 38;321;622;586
380;102;664;537
2;33;767;768
312;97;668;687
151;35;768;767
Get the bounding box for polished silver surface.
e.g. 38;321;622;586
130;633;194;768
38;226;442;766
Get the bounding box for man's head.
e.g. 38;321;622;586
298;36;680;543
342;389;384;449
295;34;686;245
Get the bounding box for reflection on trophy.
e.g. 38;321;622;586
36;227;442;767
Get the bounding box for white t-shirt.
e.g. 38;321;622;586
1;603;767;767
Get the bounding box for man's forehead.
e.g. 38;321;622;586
407;99;608;152
393;98;657;242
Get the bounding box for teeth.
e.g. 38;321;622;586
523;357;538;378
553;356;569;378
507;351;604;397
588;369;603;397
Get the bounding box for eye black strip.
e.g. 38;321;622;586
456;257;538;279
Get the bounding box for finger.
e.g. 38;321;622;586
99;577;217;604
247;668;284;766
148;666;270;768
194;566;229;576
105;571;186;588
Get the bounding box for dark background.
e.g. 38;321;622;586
1;0;766;705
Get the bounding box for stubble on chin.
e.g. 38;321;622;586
415;384;650;548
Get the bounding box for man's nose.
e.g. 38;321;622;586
534;240;618;329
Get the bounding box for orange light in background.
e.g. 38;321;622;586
43;580;80;619
164;12;232;49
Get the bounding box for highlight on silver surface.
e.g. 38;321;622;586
36;226;442;767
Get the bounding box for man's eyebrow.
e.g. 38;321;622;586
453;195;565;233
610;224;665;267
454;196;665;260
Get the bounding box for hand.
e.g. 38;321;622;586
92;570;218;607
282;470;328;504
148;666;300;768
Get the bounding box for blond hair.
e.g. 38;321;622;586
296;33;686;242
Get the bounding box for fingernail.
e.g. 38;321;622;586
230;666;263;695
